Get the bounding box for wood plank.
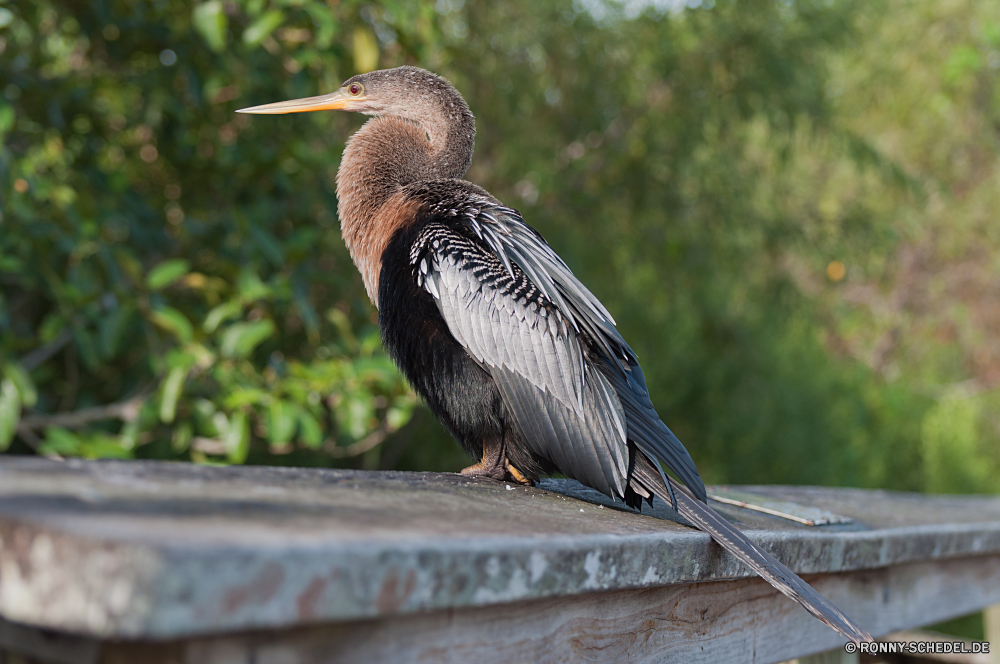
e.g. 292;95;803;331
0;617;99;664
94;555;1000;664
799;651;859;664
984;604;1000;664
3;459;1000;640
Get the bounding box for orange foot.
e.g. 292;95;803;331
505;461;531;485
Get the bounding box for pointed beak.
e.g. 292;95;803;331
236;88;363;115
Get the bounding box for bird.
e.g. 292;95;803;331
238;65;872;644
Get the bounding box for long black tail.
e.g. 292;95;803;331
634;463;872;644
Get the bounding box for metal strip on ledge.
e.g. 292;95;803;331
708;488;853;526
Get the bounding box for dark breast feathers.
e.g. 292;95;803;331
377;181;706;506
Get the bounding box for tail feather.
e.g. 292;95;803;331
635;463;872;644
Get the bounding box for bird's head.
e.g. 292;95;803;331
236;66;468;125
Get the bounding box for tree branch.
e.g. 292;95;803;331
325;425;389;458
191;437;227;455
17;396;145;432
19;328;73;371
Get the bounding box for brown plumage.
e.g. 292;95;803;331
238;65;873;644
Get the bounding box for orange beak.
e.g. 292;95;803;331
236;88;362;115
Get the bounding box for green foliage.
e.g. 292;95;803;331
922;393;999;494
0;379;20;451
2;0;998;495
0;0;426;466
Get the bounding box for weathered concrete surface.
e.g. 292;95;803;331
0;457;998;640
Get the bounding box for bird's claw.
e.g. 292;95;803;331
459;442;532;485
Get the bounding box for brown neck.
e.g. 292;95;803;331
336;108;475;304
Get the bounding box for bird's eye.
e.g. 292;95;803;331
348;83;363;96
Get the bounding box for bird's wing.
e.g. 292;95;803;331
438;197;624;363
412;220;629;497
600;353;706;502
411;197;705;500
423;198;705;501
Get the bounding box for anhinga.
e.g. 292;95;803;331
239;66;871;644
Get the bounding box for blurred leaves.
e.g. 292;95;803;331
0;380;21;452
38;427;134;459
193;1;228;53
150;307;194;344
353;27;380;73
220;320;275;358
224;410;250;463
159;366;188;423
1;0;998;495
3;362;37;407
244;11;285;47
0;0;424;468
147;259;191;290
921;395;995;494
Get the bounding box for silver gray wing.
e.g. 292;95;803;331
412;198;707;503
416;222;629;498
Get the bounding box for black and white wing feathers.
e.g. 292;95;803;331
411;197;706;502
413;221;629;497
